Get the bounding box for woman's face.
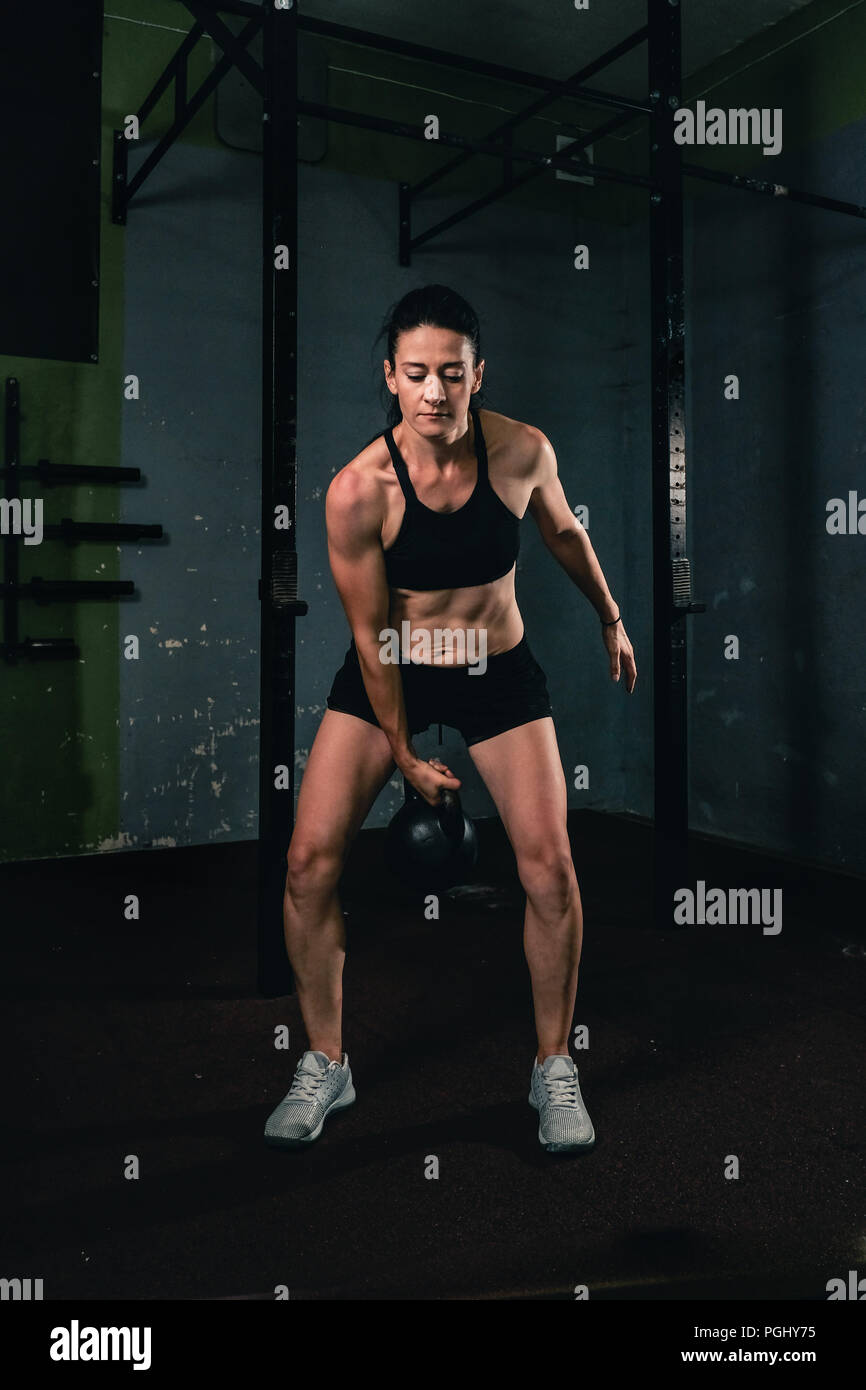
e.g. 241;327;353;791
384;324;484;433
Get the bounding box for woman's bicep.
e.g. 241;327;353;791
326;471;390;642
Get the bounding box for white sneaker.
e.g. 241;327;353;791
264;1050;356;1148
529;1054;595;1153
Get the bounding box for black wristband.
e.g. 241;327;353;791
600;611;621;626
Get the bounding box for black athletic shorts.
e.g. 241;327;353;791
326;634;553;748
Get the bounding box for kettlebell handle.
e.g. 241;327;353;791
437;788;464;843
403;779;464;844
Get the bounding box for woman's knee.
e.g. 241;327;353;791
285;834;343;900
516;839;577;915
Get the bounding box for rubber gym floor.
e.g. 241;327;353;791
2;810;863;1300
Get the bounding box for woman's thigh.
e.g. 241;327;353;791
291;709;396;861
467;716;570;858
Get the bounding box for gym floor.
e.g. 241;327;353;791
2;810;862;1300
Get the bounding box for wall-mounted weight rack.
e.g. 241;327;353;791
1;376;164;663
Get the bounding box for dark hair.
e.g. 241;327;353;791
375;284;486;429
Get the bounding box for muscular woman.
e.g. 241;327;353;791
265;284;637;1154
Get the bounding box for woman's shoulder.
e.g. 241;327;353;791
327;432;393;511
476;407;544;473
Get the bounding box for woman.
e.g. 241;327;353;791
265;285;637;1154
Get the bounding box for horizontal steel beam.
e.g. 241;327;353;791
0;464;142;483
183;0;265;96
116;9;264;219
411;111;636;250
684;162;866;220
298;15;650;115
137;19;204;125
43;521;164;542
413;26;649;197
297;99;657;193
190;0;261;14
569;24;648;83
0;581;135;599
1;637;78;662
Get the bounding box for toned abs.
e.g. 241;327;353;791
375;410;537;663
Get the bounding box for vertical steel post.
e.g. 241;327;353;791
111;129;128;226
3;379;21;658
399;181;412;265
258;0;305;995
648;0;690;928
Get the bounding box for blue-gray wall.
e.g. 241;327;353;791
119;143;262;848
683;118;866;873
295;166;635;825
118;119;866;875
120;145;635;840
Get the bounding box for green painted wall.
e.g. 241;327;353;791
0;2;221;862
685;0;866;153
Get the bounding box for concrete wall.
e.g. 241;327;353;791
682;119;866;874
295;166;635;827
116;141;634;841
117;142;263;849
119;115;866;880
3;0;865;878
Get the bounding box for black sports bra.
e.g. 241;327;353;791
382;408;520;591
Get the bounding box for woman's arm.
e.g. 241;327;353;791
326;464;462;800
526;429;637;692
526;431;618;618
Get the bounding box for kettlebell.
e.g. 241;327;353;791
385;780;479;891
